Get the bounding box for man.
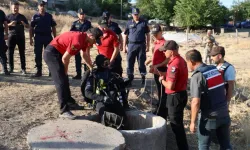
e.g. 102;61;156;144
0;8;9;75
158;40;189;150
85;54;128;129
96;17;122;76
7;2;29;75
202;30;216;64
43;28;103;119
209;46;236;103
186;49;231;150
70;8;92;79
147;24;168;119
123;8;150;85
30;0;57;77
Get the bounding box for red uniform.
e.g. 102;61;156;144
96;29;119;59
50;31;90;55
165;54;188;94
152;38;167;66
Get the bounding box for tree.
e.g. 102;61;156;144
231;0;250;21
174;0;228;28
136;0;176;24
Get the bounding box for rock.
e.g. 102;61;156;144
27;119;125;150
234;90;248;102
245;99;250;107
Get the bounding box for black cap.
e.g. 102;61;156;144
209;46;225;56
78;8;85;15
86;27;103;45
95;54;109;68
132;8;140;15
103;11;110;19
151;24;162;34
98;17;108;28
159;40;179;51
38;0;46;6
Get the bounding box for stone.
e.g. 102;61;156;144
245;99;250;107
27;119;125;150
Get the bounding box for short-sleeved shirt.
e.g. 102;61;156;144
31;12;56;36
96;29;119;59
7;13;28;36
0;10;7;33
49;31;90;55
108;21;122;35
152;38;166;66
165;54;188;94
217;64;236;81
124;19;149;42
70;19;91;32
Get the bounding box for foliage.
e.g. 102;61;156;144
231;0;250;21
174;0;228;27
67;0;102;16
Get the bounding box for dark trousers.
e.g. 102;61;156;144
154;74;168;118
75;52;82;75
127;43;146;79
7;34;26;70
198;115;232;150
167;90;189;150
43;45;76;114
34;35;53;71
96;101;125;117
0;35;8;71
110;53;123;76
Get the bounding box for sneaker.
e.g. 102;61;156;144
72;74;81;80
31;71;42;77
21;69;27;75
59;111;76;120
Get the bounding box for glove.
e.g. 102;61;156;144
103;96;113;105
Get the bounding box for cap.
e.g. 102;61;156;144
98;17;108;28
38;0;46;6
132;8;140;15
95;54;109;68
78;8;85;15
102;11;110;19
86;27;103;45
151;24;162;34
209;46;225;56
159;40;179;51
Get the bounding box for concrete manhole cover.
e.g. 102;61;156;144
27;119;125;150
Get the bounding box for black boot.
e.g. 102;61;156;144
32;70;42;77
141;75;145;86
1;69;10;75
72;73;81;80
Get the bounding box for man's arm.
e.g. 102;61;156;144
4;21;8;40
29;27;34;46
118;34;123;51
110;46;119;63
190;98;200;133
146;33;150;52
154;58;169;68
62;51;72;75
123;34;128;53
81;49;93;70
52;26;56;38
226;81;234;102
161;79;175;90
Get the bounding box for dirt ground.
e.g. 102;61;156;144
0;30;250;150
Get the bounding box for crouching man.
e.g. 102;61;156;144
85;55;129;129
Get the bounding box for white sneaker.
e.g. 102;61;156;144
59;111;76;120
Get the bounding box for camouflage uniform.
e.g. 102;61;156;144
203;35;215;64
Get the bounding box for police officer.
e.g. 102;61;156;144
202;30;216;64
7;2;29;74
148;24;168;119
70;8;92;79
186;49;232;150
0;7;9;75
85;54;127;128
158;40;189;150
96;17;122;76
30;0;57;77
209;46;236;103
43;28;103;119
123;8;150;85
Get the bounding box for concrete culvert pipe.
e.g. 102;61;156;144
120;110;167;150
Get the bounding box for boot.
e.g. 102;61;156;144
72;73;81;80
1;69;10;75
32;70;42;77
141;75;145;86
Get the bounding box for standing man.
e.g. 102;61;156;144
44;28;103;119
30;0;56;77
202;30;216;64
123;8;150;85
209;46;236;103
97;18;122;76
158;40;189;150
0;7;9;75
7;2;29;74
186;49;231;150
70;8;92;79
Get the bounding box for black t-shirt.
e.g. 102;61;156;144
7;13;28;36
0;10;7;33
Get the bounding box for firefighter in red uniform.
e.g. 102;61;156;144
96;17;122;76
43;28;103;120
158;40;189;150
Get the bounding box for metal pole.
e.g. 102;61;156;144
121;0;123;20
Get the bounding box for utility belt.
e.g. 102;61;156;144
129;41;145;44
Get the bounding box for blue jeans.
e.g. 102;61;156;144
198;115;232;150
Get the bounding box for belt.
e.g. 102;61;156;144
129;41;145;44
169;90;186;95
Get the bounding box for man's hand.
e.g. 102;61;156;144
159;76;164;83
4;34;8;40
10;21;16;26
190;123;196;133
30;38;34;46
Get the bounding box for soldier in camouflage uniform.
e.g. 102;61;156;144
202;30;216;64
